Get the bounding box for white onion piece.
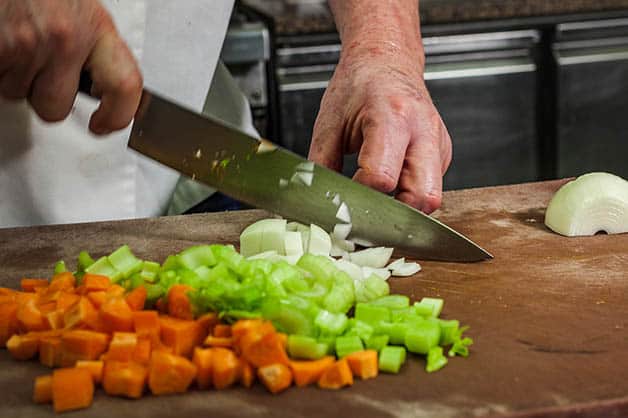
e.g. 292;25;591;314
308;224;332;256
333;223;352;240
335;259;363;281
386;257;406;271
545;172;628;236
330;244;348;258
392;262;422;277
247;250;278;260
287;222;309;233
300;230;310;253
256;139;277;154
350;237;376;248
336;202;351;223
279;255;301;265
279;178;289;188
284;231;304;257
362;267;391;280
260;219;287;255
296;161;315;172
332;194;341;206
332;236;355;253
240;218;282;257
299;172;314;186
349;247;393;268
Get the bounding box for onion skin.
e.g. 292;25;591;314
544;172;628;237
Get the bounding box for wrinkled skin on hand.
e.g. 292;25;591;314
310;0;452;214
0;0;142;134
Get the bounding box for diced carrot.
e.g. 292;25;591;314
17;298;48;332
196;312;219;339
211;347;239;390
64;297;99;330
39;337;63;367
148;351;197;395
45;310;65;330
60;330;110;366
317;358;354;389
345;350;379;380
257;363;293;394
33;374;53;404
105;284;126;299
82;274;111;292
52;367;94;413
100;297;134;332
167;284;194;320
133;337;152;365
48;272;76;293
55;292;81;312
192;347;213;389
103;361;148;399
105;332;138;362
0;302;19;346
159;316;203;357
76;360;104;384
290;356;335;387
242;332;290;368
155;298;168;314
132;310;161;343
233;320;275;353
7;333;40;360
86;291;107;309
213;324;232;338
74;285;86;295
239;357;255;388
21;278;49;292
37;301;57;314
125;286;147;311
277;332;288;349
203;336;233;348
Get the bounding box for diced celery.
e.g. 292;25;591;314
54;260;67;274
379;346;406;373
77;251;95;271
323;285;354;314
355;274;390;303
294;282;328;303
179;270;203;288
297;254;337;282
161;255;181;272
438;319;461;346
375;322;410;345
426;346;448;373
221;310;262;321
449;333;473;358
365;335;389;352
315;310;348;335
390;307;417;323
86;256;123;282
178;245;217;270
335;335;364;358
128;273;144;290
288;335;329;360
145;283;165;305
404;320;441;355
367;295;410;310
140;260;161;283
417;297;444;318
282;275;309;293
193;265;212;281
343;319;374;342
108;245;143;278
261;298;316;337
413;302;434;318
355;303;391;325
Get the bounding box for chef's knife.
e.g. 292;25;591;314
125;90;491;262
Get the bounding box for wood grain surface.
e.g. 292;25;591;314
0;179;626;418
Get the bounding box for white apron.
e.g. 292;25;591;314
0;0;246;229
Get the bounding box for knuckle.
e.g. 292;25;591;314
368;169;398;193
13;24;38;55
116;71;143;97
48;19;77;55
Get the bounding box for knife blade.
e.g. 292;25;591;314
128;90;492;262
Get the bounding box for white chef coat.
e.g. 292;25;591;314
0;0;252;229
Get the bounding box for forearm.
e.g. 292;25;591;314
328;0;425;73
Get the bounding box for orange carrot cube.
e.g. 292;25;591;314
148;351;197;395
103;361;148;399
125;286;147;311
100;297;134;332
33;374;53;404
192;347;213;389
76;360;104;384
52;367;94;413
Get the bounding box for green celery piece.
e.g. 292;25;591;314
317;335;337;355
261;298;316;337
333;271;354;290
213;245;244;272
438;319;461;346
179;269;204;288
404;319;441;355
128;273;144;290
246;259;274;278
315;310;348;336
426;346;448;373
413;302;434;318
355;303;391;325
335;335;364;358
54;260;67;275
140;261;161;283
107;245;143;279
294;282;328;303
161;255;181;272
390;307;416;323
194;265;212;281
355;274;390;303
344;319;374;342
288;335;329;360
375;322;409;345
86;256;123;282
207;263;238;283
221;310;262;321
144;283;165;305
367;295;410;310
77;251;95;271
264;274;288;299
379;346;406;373
448;326;473;358
365;335;389;352
323;285;354;314
416;297;444;318
178;245;217;270
282;275;309;293
297;254;337;283
158;270;178;289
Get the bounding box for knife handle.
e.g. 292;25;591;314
78;70;94;96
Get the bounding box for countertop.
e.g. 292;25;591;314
1;180;628;417
241;0;628;36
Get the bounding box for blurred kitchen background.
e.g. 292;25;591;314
219;0;628;190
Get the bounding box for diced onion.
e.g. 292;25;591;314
308;224;332;256
333;223;352;240
332;194;341;206
279;178;289;188
295;161;315;172
336;202;351;223
392;262;422;277
334;259;363;282
331;236;355;253
284;231;304;257
386;258;406;271
362;267;391;280
247;251;278;260
350;237;376;248
349;247;394;268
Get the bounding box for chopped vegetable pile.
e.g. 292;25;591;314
0;221;472;414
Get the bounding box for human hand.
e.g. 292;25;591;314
309;48;452;214
0;0;142;135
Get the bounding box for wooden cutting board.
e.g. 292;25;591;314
1;179;626;418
